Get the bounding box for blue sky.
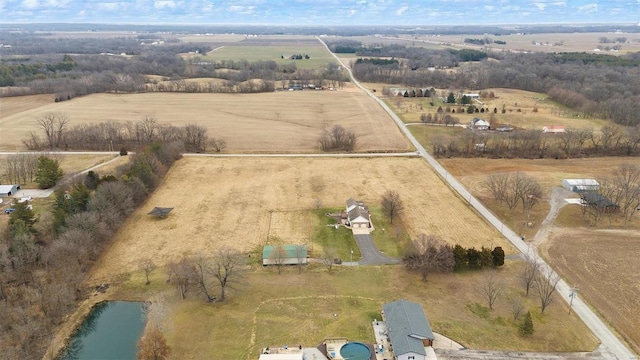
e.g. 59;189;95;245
0;0;638;25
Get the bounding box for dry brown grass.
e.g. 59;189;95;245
0;87;409;152
0;154;116;185
439;156;640;354
89;157;513;282
540;228;640;354
0;94;54;119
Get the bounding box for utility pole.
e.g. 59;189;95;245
569;286;579;315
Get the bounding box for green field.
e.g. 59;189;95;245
205;44;337;69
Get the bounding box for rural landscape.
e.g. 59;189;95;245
1;15;640;360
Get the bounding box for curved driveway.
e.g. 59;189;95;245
318;37;637;360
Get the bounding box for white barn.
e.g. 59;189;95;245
562;179;600;193
0;184;20;197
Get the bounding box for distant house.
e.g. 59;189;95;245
262;245;308;266
463;93;480;99
0;184;20;197
495;124;513;132
345;198;371;229
542;125;565;133
562;179;600;193
580;192;619;213
382;299;435;360
470;117;489;130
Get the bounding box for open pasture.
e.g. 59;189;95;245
0;153;116;185
88;156;511;281
202;42;336;69
0;89;409;152
541;228;640;354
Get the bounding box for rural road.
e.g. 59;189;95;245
319;37;638;360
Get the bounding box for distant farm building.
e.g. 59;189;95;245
262;245;308;266
470;118;490;130
542;125;565;133
0;184;20;197
382;299;435;360
345;198;372;229
580;192;619;213
463;93;480;99
562;179;600;193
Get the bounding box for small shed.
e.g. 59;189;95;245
470;118;489;130
147;207;173;218
581;192;619;213
0;184;20;197
562;179;600;193
263;245;308;266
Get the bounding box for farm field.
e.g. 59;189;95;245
0;153;117;185
402;32;640;54
0;88;410;152
88;156;512;282
202;42;336;69
541;228;640;354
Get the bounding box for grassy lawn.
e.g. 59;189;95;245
369;206;408;258
408;125;464;155
311;208;362;261
204;45;336;70
108;261;598;360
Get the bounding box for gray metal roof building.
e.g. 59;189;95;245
382;299;434;360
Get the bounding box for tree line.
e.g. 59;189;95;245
0;142;182;359
24;112;226;153
430;124;640;159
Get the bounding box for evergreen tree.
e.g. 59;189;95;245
446;92;456;104
519;311;534;336
84;170;100;190
9;201;37;235
492;246;505;267
34;156;63;189
452;244;468;271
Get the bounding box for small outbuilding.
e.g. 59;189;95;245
382;299;434;360
542;125;565;133
580;192;619;213
470;118;489;130
147;207;173;218
562;179;600;193
0;184;20;197
262;245;308;266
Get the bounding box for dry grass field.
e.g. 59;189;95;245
89;157;512;282
440;156;640;354
0;88;410;152
0;153;116;185
376;87;608;130
266;211;313;244
404;32;640;54
541;228;640;354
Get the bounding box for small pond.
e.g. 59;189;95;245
60;301;146;360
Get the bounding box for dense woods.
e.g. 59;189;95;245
0;142;182;359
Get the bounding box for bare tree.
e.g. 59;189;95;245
182;124;208;153
168;258;191;300
381;190;404;224
509;297;525;320
321;247;338;274
140;259;157;285
295;245;306;274
403;234;454;281
477;271;503;311
209;137;227;153
319;125;357;152
521;254;539;296
535;265;561;314
191;254;216;302
208;247;244;301
268;245;288;275
38;112;69;148
137;114;158;144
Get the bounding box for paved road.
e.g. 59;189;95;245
184;152;420;158
353;234;400;265
319;37;637;360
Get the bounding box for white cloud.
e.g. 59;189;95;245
349;8;357;16
97;2;120;11
45;0;71;6
227;5;255;14
154;0;176;9
577;3;598;14
484;5;495;11
533;2;546;11
551;1;565;6
396;5;408;15
22;0;39;9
